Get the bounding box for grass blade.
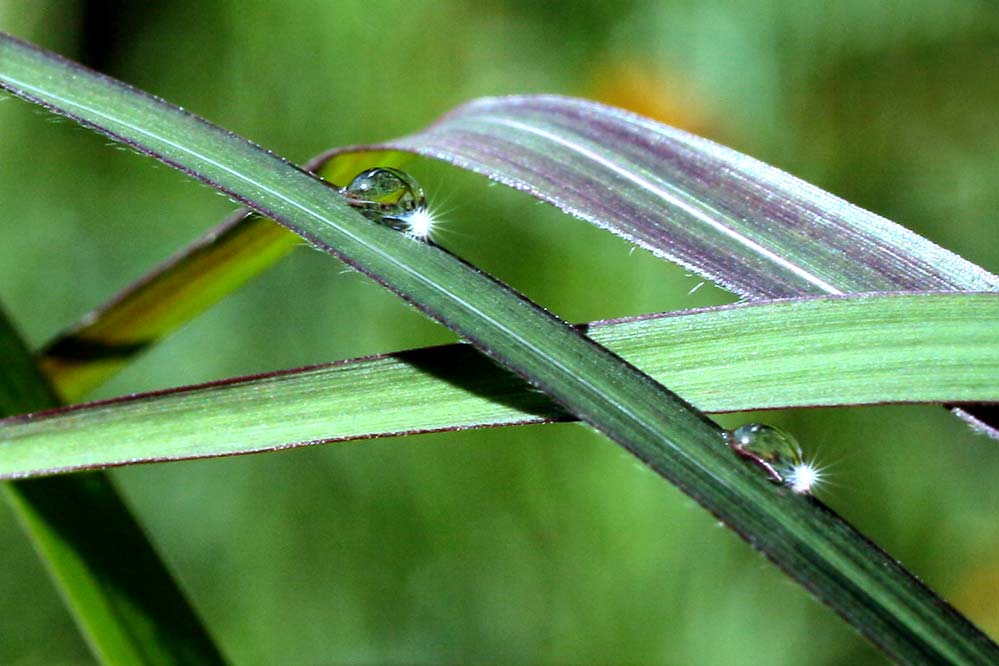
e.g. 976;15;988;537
375;95;999;297
2;291;996;479
0;306;225;664
39;96;998;432
2;33;996;663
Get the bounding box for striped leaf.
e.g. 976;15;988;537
2;292;996;480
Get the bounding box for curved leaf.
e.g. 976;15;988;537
2;33;996;664
370;95;999;298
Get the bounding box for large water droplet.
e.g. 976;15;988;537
726;423;815;493
342;167;427;233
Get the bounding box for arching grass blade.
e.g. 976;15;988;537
2;33;997;664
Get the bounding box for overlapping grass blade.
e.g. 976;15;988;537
39;96;998;433
3;292;997;480
2;33;997;663
0;306;225;664
328;95;999;436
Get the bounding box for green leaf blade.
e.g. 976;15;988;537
3;33;997;664
2;292;996;479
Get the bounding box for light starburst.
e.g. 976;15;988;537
403;208;436;240
786;460;824;495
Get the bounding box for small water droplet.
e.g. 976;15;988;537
342;167;428;234
726;423;815;493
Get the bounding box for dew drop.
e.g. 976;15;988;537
726;423;818;494
341;167;430;237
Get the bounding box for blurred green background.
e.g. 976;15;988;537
2;1;998;664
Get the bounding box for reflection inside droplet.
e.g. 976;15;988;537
726;423;820;494
341;167;432;239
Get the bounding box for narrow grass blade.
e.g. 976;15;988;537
0;307;226;664
2;34;997;663
2;292;996;479
40;213;298;402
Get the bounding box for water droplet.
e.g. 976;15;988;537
726;423;819;494
342;167;429;236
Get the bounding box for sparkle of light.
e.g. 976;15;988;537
405;209;435;240
787;462;822;495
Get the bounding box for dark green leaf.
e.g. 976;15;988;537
2;33;996;664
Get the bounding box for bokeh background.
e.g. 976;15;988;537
2;1;998;664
